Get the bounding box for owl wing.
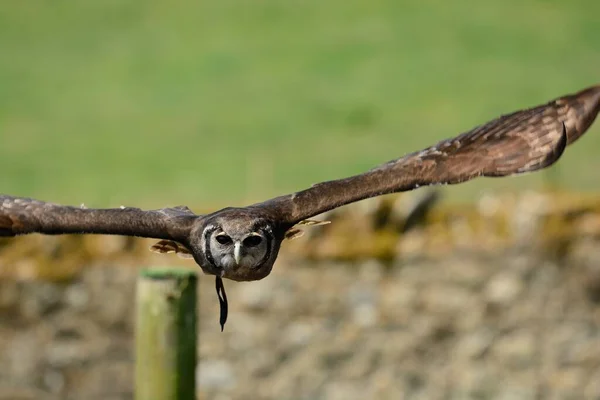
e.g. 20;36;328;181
0;195;200;243
252;85;600;227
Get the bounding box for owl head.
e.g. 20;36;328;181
190;209;283;281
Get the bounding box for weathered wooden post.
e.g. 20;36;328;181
135;268;197;400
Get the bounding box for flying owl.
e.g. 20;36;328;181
2;84;600;329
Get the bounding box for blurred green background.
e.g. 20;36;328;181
1;0;599;209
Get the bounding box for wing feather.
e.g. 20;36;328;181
253;85;600;226
0;195;199;242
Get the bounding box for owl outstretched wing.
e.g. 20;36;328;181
252;85;600;227
0;196;200;243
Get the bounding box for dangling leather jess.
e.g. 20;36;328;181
215;276;228;331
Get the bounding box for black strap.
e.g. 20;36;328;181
215;276;228;331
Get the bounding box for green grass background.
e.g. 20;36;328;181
1;0;599;209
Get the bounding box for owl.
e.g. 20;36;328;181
2;84;600;329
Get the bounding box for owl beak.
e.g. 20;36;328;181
234;242;242;266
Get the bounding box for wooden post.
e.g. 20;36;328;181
135;268;197;400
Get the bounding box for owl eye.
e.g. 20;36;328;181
243;235;262;247
215;234;232;245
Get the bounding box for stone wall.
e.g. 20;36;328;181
198;246;600;399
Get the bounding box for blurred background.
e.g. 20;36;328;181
2;0;600;207
1;1;600;399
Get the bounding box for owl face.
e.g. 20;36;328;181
193;212;281;281
209;229;268;269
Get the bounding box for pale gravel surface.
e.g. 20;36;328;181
1;241;600;399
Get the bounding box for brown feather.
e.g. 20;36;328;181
150;240;194;259
284;219;331;240
252;85;600;226
295;219;331;227
0;195;200;242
